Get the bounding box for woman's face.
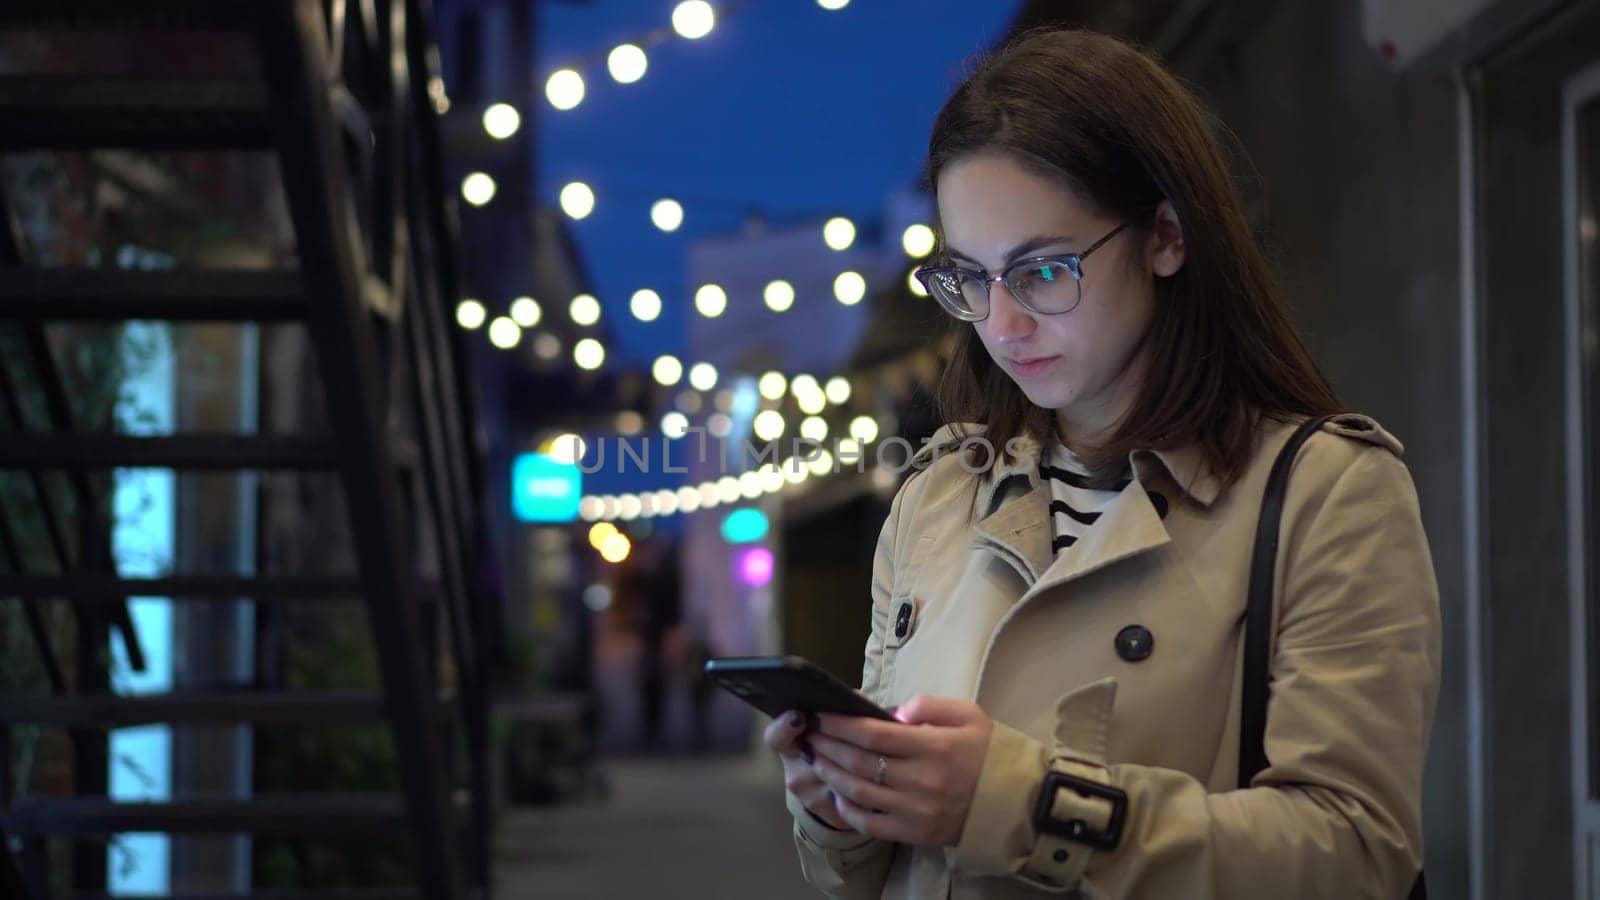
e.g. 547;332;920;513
935;152;1183;444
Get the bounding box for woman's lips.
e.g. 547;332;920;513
1009;355;1061;377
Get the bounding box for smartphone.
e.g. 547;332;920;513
704;655;896;722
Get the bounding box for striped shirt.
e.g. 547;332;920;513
1042;443;1128;557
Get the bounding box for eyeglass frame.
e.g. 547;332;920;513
913;222;1131;322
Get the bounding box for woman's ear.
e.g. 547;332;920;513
1147;199;1186;278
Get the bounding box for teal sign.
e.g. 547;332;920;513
513;453;582;522
720;507;769;543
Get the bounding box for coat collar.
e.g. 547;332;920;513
914;423;1226;515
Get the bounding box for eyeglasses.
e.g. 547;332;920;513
913;222;1129;322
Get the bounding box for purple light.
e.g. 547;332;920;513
735;547;774;588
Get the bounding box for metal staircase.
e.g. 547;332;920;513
0;1;495;897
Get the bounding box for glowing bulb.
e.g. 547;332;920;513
759;463;784;493
534;333;561;360
677;486;701;512
764;279;795;312
608;43;648;84
569;294;601;326
902;223;936;257
808;449;835;477
757;371;787;400
547;433;586;464
707;413;732;438
715;476;741;504
908;267;929;297
784;458;809;484
546;69;585;110
618;495;642;521
834;271;866;305
630;289;662;322
573;338;605;370
818;0;849;8
800;416;828;441
482;103;521;139
588;521;619;549
615;411;644;435
560;181;595;220
661;411;689;437
753;409;785;441
739;471;763;499
672;0;715;39
791;374;820;398
653;355;684;386
487;317;520;349
600;533;632;562
688;362;718;391
651;199;684;232
797;389;826;416
509;296;541;327
461;172;496;206
695;284;727;318
579;496;604;521
849;415;879;443
455;298;486;329
825;377;851;405
823;217;856;251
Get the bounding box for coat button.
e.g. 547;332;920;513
1115;625;1154;662
894;602;913;639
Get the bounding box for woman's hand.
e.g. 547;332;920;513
764;709;855;833
806;695;993;847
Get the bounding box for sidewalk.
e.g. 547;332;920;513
493;751;823;899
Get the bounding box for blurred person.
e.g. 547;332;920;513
624;536;682;752
764;29;1438;900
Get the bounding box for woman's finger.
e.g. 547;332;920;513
807;731;913;791
762;709;812;759
810;746;911;818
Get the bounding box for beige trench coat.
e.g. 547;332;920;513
785;414;1441;899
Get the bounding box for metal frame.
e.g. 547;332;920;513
0;0;497;896
1563;54;1600;900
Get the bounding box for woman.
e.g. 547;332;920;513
763;28;1440;900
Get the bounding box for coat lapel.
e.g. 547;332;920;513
1022;470;1173;601
971;479;1053;584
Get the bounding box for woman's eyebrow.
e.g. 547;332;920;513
944;235;1078;267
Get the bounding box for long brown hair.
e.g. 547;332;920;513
928;28;1341;489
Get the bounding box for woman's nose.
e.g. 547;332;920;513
983;281;1035;342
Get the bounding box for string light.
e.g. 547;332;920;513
661;411;690;437
825;376;851;405
487;317;521;349
763;279;795;312
461;172;496;206
688;362;718;391
908;267;929;297
546;433;586;464
607;43;648;84
834;271;866;305
570;294;601;326
483;103;521;139
695;284;727;318
652;355;684;386
849;415;879;443
800;416;828;441
509;296;542;327
455;298;486;329
757;371;787;400
818;0;850;8
600;533;631;563
615;410;645;435
573;338;605;370
560;181;595;220
651;199;684;232
546;69;585;110
534;333;562;360
823;217;856;251
902;223;935;257
753;409;785;441
672;1;716;39
630;289;662;322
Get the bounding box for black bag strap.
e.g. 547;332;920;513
1238;414;1427;900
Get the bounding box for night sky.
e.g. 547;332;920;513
534;0;1022;366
